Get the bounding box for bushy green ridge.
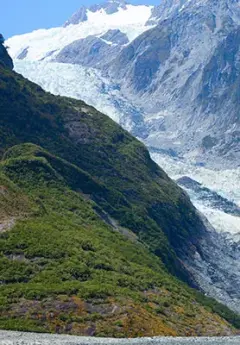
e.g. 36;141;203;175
0;143;239;336
0;64;203;282
0;49;239;336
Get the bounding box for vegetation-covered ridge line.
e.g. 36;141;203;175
0;144;239;336
0;43;239;336
0;62;205;283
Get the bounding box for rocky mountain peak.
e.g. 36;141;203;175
64;0;129;27
148;0;240;24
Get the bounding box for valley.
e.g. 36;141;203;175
0;0;240;338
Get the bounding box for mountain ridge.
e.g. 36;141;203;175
5;0;240;312
7;0;240;167
64;0;130;27
0;42;239;336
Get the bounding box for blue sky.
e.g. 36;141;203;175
1;0;158;39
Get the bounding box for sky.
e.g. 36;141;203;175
1;0;158;39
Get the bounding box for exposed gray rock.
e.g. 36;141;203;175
106;0;240;168
146;0;187;25
184;215;240;314
106;24;171;92
40;49;58;61
177;176;240;217
64;6;88;27
64;0;128;27
101;29;129;45
17;47;29;60
56;36;122;68
90;0;127;15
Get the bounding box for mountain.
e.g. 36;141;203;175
5;0;240;315
64;0;128;27
107;0;240;168
7;0;240;167
7;0;153;62
1;42;239;336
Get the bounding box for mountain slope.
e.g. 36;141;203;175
107;0;240;167
6;0;240;313
0;43;239;336
0;55;207;283
8;0;240;167
0;143;238;336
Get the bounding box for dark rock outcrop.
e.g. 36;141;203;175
0;40;13;69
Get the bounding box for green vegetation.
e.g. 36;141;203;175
0;144;238;336
0;47;239;336
0;64;204;282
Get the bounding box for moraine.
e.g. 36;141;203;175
0;332;240;345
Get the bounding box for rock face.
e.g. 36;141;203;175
56;30;128;68
0;41;13;69
177;176;240;217
101;29;129;45
146;0;187;25
64;6;88;26
89;0;128;15
56;36;120;68
185;221;240;314
64;0;128;27
17;47;29;60
106;0;240;168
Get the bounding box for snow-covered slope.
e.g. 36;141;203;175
7;2;153;62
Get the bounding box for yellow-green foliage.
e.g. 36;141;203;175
0;144;239;337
